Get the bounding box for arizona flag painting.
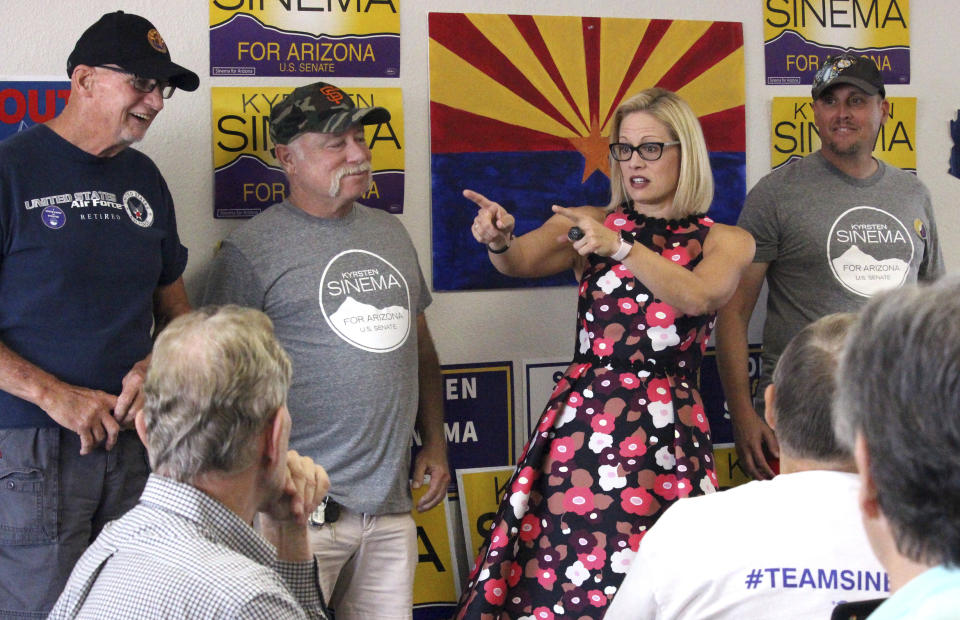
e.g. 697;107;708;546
428;14;745;291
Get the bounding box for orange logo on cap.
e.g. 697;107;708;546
147;29;167;53
319;85;344;104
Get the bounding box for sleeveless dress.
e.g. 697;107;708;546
455;205;719;620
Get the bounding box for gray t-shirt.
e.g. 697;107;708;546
203;201;432;514
739;151;943;388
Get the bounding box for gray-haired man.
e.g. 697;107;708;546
204;81;449;619
50;306;331;618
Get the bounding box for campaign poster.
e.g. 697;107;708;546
209;0;400;78
429;14;745;291
211;85;404;218
771;96;917;172
412;488;459;620
412;362;515;495
456;466;518;565
763;0;910;85
0;81;70;141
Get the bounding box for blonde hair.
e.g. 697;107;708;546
607;88;714;217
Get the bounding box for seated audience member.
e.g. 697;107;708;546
833;277;960;620
605;313;888;619
48;306;331;619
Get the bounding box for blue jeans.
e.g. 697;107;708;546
0;427;148;618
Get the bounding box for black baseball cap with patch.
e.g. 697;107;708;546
269;81;390;150
67;11;199;92
811;53;885;100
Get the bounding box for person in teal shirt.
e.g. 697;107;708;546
834;276;960;620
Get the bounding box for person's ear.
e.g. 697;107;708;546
763;384;777;430
855;433;880;518
71;65;98;98
134;409;148;446
262;407;284;467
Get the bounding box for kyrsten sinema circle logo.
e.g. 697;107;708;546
123;191;154;227
827;206;914;297
319;250;411;352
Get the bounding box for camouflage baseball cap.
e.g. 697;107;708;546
269;82;390;149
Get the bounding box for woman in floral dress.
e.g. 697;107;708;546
455;88;755;620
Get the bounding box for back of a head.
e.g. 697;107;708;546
835;276;960;567
143;305;292;482
771;312;857;463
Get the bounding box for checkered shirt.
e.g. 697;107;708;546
48;474;329;619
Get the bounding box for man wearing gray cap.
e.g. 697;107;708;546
0;11;197;616
204;81;449;619
716;53;943;481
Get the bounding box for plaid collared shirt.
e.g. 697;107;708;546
48;474;329;619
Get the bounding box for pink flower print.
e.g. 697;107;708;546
519;513;541;542
567;392;584;407
598;464;626;491
587;590;608;608
564;561;591;587
506;560;523;587
699;215;715;226
618;297;639;315
662;245;691;265
618;436;647;458
648;324;680;351
548;377;570;400
578;546;607;570
537;407;559;432
619;372;640;389
483;578;507;605
536;567;557;589
647;378;672;403
612;263;631;278
620;487;655;516
592;338;615;357
564;486;595;515
654;474;681;501
628;532;645;552
549;436;576;463
691;403;710;433
488;523;509;550
571;362;591;378
533;607;555;620
590;413;615;434
675;477;693;498
648;400;675;428
511;466;535;494
605;212;636;232
645;302;675;328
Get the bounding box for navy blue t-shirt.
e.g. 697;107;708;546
0;125;188;427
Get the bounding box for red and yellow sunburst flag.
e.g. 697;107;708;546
428;13;745;291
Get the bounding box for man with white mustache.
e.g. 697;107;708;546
716;53;943;483
203;81;450;620
0;11;197;616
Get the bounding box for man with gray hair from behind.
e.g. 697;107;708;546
606;312;887;619
834;277;960;619
49;306;331;619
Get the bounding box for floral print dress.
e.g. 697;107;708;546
455;206;719;620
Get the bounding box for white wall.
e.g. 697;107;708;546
4;0;959;367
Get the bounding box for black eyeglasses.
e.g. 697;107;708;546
609;141;680;162
97;65;175;99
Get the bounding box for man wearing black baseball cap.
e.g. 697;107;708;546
716;51;943;483
204;81;450;618
0;11;195;616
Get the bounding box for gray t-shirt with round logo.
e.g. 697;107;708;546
738;151;943;390
203;201;431;515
